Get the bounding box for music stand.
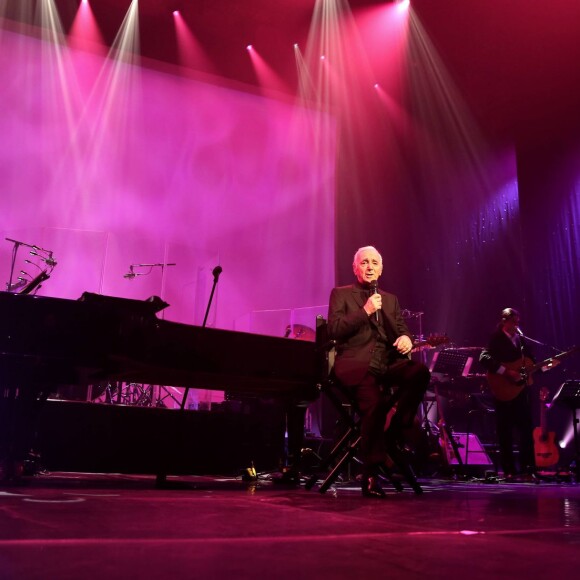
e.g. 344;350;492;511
430;349;472;378
429;350;475;468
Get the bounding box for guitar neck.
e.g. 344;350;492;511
539;401;547;436
529;347;579;376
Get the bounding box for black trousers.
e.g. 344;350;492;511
355;359;430;472
494;390;535;475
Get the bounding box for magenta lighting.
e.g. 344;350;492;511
246;44;253;51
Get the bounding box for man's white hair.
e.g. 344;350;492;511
353;246;383;267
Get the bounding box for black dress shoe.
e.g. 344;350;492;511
361;475;386;498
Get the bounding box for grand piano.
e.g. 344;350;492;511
0;291;320;479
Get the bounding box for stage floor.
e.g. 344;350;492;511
1;471;579;579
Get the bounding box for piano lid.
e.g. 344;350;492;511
78;292;169;315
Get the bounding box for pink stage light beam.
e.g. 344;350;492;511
173;10;214;72
246;44;289;95
68;0;106;54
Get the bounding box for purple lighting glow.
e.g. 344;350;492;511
0;28;336;332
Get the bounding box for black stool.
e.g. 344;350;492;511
304;316;422;495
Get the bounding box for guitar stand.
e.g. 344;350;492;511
432;384;464;475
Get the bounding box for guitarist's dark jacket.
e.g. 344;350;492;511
327;283;412;386
479;327;535;374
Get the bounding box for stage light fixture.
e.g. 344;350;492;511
169;1;183;14
246;44;253;51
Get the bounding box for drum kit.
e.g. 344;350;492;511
286;324;316;342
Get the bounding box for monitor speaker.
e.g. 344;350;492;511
448;432;493;465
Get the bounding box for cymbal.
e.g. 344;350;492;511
288;324;316;342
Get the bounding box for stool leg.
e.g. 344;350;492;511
304;424;358;490
319;436;361;493
386;439;423;495
378;465;404;493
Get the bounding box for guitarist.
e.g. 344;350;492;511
479;308;537;481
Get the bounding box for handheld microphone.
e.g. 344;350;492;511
212;265;223;281
515;327;524;337
369;280;379;321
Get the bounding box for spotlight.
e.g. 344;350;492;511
374;83;380;89
246;44;253;51
169;1;183;14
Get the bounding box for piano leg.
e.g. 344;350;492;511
1;385;47;481
271;400;308;485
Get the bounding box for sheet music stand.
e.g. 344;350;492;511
429;350;475;469
430;349;472;378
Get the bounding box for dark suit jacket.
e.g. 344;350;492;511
327;283;412;386
479;327;535;374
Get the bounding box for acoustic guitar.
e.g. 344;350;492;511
487;346;579;402
533;386;559;468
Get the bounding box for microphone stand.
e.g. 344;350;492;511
123;263;176;317
177;265;223;412
519;331;566;355
4;238;56;293
5;237;22;292
202;266;222;328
